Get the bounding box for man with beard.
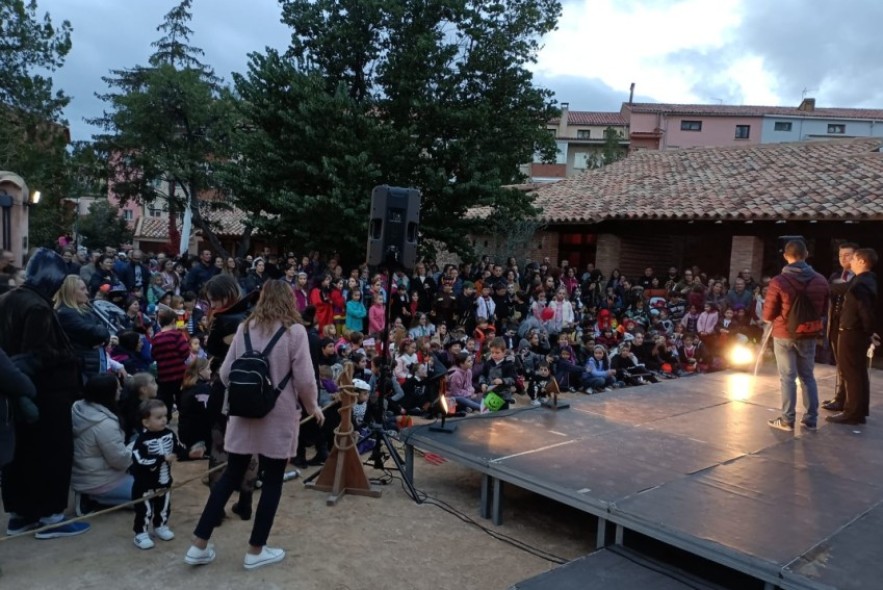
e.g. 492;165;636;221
0;249;90;538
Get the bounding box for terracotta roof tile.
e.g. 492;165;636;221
134;207;252;240
531;138;883;223
549;111;628;126
625;102;883;121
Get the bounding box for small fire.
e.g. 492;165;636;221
439;394;449;414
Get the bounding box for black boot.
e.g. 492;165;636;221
307;441;329;466
231;491;253;521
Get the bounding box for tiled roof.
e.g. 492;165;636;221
134;207;251;240
549;111;628;126
625;102;883;121
531;138;883;224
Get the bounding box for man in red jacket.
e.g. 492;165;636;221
763;240;829;431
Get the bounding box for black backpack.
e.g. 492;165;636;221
226;325;293;418
783;276;823;339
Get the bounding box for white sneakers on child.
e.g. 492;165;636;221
134;533;155;550
185;543;216;565
244;546;285;570
155;526;175;541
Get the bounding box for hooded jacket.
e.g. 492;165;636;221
71;400;132;492
763;261;829;339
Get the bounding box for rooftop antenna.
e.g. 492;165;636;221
802;87;817;99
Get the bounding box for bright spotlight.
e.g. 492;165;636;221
728;343;754;367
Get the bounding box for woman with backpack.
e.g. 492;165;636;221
185;279;324;570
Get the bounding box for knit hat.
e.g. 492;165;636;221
462;281;475;290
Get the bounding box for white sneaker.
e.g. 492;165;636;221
154;525;175;541
185;544;216;566
530;398;542;406
134;533;155;550
244;546;285;570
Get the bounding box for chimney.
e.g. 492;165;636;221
629;82;635;105
558;102;569;136
798;97;816;112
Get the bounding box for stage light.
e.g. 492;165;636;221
728;343;754;368
429;394;457;433
29;190;41;205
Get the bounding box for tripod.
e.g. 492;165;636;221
363;249;421;502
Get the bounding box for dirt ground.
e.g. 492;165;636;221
0;439;596;590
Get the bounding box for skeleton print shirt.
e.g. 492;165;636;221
131;428;188;489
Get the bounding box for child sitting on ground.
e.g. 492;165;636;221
131;399;195;550
583;345;618;393
478;337;518;405
447;352;481;412
526;361;553;406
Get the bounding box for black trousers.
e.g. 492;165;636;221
829;331;847;404
132;483;171;534
1;391;74;519
838;330;870;419
193;452;287;547
157;379;183;420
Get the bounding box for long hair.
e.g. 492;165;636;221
248;279;302;331
83;373;121;414
183;357;209;388
53;274;88;314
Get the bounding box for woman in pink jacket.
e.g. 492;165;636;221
184;280;325;570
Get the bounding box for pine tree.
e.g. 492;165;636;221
91;0;234;256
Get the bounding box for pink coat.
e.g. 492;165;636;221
219;320;319;459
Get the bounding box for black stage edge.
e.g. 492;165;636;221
401;365;883;590
509;546;728;590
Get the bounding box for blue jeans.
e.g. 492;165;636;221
87;475;135;506
773;338;819;424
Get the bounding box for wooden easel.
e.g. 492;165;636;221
306;364;381;505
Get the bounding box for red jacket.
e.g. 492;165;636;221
762;263;829;339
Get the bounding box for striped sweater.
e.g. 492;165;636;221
151;328;190;383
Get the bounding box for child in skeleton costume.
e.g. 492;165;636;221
130;399;190;549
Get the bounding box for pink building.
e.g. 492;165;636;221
622;103;766;151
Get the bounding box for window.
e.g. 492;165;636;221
546;128;557;137
576;129;591;139
148;207;162;218
774;121;792;132
828;124;846;134
735;125;750;139
123;209;133;221
680;120;702;131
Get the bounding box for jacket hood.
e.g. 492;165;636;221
71;400;119;437
781;260;817;283
24;247;68;300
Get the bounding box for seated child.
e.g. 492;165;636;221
447;352;481;412
583;345;618;392
526;361;553;406
478;337;518;404
611;342;659;386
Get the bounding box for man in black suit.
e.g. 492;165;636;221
822;242;858;411
827;248;878;425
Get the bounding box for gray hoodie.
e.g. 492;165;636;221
71;400;132;493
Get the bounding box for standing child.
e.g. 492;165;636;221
121;373;159;443
150;306;191;420
131;399;191;549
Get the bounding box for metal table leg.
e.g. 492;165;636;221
480;474;491;519
596;516;608;548
404;444;414;484
492;478;503;526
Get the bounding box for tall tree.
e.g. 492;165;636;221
0;0;74;248
91;0;234;256
76;199;133;250
229;0;560;264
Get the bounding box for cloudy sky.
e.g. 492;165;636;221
35;0;883;141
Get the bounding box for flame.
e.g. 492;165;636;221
439;394;449;414
728;343;754;366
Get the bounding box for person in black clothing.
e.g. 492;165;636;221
822;242;858;411
131;399;192;549
54;275;111;383
0;348;37;469
0;248;90;538
119;249;151;294
183;249;220;295
827;248;879;425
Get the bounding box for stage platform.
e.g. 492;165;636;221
401;365;883;590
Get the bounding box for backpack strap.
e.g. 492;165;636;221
243;325;255;353
263;326;294;396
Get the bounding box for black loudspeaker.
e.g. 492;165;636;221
778;235;806;254
367;185;420;270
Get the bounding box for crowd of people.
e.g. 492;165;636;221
1;238;873;569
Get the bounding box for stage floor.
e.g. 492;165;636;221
401;364;883;590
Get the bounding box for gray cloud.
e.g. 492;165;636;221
667;0;883;107
532;74;657;111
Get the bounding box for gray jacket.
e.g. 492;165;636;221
71;400;131;492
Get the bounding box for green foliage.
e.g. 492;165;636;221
90;0;234;256
0;0;73;248
230;0;561;264
76;199;133;250
601;126;625;166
